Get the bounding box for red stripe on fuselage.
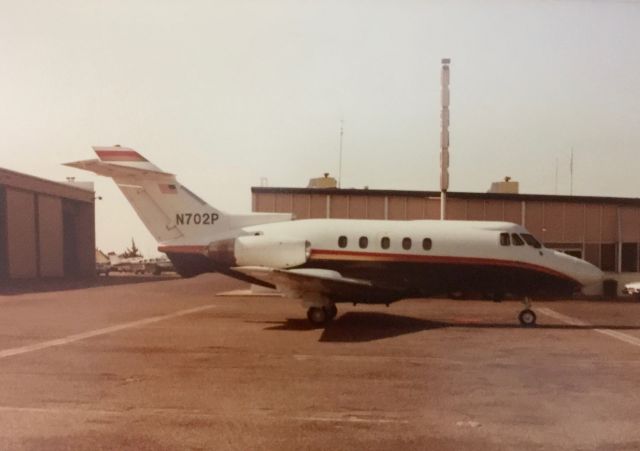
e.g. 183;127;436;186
154;245;579;285
95;150;148;162
309;249;578;283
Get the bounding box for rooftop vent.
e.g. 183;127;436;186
488;176;519;194
307;173;337;189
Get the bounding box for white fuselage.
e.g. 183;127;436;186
236;219;602;292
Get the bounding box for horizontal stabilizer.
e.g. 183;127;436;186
93;146;164;171
64;159;175;182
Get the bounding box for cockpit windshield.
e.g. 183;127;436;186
520;233;542;248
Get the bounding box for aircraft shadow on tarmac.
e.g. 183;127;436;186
262;311;640;343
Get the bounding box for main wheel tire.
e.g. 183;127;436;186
518;309;537;327
307;307;328;326
325;305;338;320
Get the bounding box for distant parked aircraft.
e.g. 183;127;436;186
106;253;145;274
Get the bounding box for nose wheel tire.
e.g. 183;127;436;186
518;309;537;327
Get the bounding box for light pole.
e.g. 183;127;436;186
338;119;344;188
440;58;451;220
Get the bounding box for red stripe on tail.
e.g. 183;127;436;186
95;150;148;162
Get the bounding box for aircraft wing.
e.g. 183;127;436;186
233;266;403;303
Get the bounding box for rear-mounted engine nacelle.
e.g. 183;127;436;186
206;236;311;269
234;235;310;268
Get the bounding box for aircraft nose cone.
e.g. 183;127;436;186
576;259;604;287
581;262;604;285
554;250;603;289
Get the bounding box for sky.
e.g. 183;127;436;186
1;0;639;257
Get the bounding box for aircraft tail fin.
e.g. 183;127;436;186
65;146;225;244
65;146;291;246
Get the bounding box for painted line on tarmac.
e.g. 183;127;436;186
288;415;409;424
0;304;217;360
538;307;640;348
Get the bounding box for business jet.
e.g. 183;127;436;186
65;146;603;327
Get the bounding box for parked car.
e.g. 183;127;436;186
622;282;640;299
144;258;174;276
96;262;111;276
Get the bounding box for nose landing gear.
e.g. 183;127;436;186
518;308;537;326
518;297;537;327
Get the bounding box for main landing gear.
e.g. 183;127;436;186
306;304;338;326
518;297;537;327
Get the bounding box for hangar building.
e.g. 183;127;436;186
0;167;95;280
252;184;640;295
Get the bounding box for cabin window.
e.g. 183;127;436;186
500;233;510;246
511;234;525;246
381;237;390;249
521;234;542;249
359;236;369;249
338;236;348;248
422;238;432;251
402;237;412;250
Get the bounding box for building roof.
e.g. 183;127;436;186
0;167;94;203
252;186;640;207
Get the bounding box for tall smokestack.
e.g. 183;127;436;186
440;58;451;220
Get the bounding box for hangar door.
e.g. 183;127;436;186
63;200;79;276
6;188;38;278
0;186;7;279
38;195;63;277
62;199;94;277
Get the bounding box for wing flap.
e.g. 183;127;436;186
233;266;402;303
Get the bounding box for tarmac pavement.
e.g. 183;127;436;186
1;274;640;450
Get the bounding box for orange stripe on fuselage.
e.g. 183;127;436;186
309;249;577;283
